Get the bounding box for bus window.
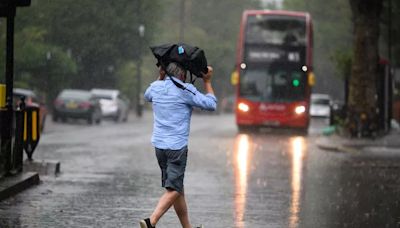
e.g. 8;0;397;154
245;15;306;46
239;69;306;103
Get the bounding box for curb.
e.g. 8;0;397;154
316;140;360;154
24;159;61;176
0;172;40;201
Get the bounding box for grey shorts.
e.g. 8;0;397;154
155;146;188;194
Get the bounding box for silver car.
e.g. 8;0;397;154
90;89;130;122
310;93;331;118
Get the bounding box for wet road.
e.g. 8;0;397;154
0;111;399;228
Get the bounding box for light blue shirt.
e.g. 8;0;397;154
144;76;217;150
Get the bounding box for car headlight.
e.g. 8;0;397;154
295;105;306;115
238;102;250;112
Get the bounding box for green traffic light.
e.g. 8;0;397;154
292;79;300;87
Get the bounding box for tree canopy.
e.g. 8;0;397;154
1;0;163;104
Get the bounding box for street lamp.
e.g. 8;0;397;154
136;24;145;117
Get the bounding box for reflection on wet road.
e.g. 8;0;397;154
231;132;308;228
233;134;251;228
288;137;306;228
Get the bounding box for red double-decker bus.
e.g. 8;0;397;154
233;10;314;132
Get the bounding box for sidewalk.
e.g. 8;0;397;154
0;160;60;201
0;172;40;201
316;128;400;154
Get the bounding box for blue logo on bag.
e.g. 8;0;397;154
178;46;185;55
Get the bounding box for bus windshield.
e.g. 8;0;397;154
245;14;306;46
239;68;306;102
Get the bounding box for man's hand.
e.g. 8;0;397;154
202;66;213;83
202;66;215;95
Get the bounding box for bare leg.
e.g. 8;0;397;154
150;189;180;226
173;193;192;228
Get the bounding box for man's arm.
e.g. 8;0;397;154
183;66;217;111
144;86;152;102
202;66;215;96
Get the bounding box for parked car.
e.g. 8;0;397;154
53;89;102;124
90;88;129;122
310;93;332;118
13;88;48;132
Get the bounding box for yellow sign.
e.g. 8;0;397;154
231;71;239;85
23;106;41;159
0;84;6;108
32;110;38;141
308;72;316;86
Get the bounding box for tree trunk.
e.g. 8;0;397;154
347;0;383;137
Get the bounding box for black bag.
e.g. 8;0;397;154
150;43;208;78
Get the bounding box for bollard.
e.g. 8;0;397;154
0;84;6;176
0;84;5;108
23;106;40;160
11;97;25;172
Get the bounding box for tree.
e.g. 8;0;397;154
7;0;163;105
14;26;77;104
346;0;383;136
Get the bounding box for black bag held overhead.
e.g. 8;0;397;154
150;43;208;79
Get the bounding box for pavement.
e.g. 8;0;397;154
0;159;60;201
316;126;400;155
0;172;40;201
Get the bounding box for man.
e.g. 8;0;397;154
140;62;217;228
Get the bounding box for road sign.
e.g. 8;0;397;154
23;106;40;160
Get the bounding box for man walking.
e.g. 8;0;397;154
140;62;217;228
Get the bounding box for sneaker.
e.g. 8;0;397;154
194;225;204;228
139;218;155;228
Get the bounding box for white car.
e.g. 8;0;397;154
90;89;130;122
310;94;331;118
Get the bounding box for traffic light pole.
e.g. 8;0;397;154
1;9;16;175
3;11;16;175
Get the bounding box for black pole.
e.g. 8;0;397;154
179;0;185;42
136;47;142;117
388;0;392;65
388;0;393;131
136;0;143;117
1;11;15;175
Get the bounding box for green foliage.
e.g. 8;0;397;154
331;50;352;80
1;0;162;104
116;61;137;103
13;26;77;103
381;0;400;66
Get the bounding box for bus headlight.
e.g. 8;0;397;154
238;102;250;112
295;105;306;115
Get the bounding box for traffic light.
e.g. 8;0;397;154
0;0;31;17
292;79;300;87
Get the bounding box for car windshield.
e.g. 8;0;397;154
239;68;306;102
60;90;91;100
92;94;113;100
312;98;330;105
